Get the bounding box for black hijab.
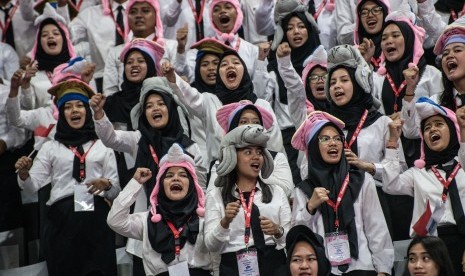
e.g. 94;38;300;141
147;171;200;264
329;66;383;154
382;21;427;115
305;65;330;112
356;0;389;62
54;100;98;182
192;50;220;93
214;51;257;105
296;122;364;264
435;0;465;23
104;49;157;130
269;11;321;104
134;91;194;196
35;18;71;72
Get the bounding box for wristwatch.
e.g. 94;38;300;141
274;226;285;239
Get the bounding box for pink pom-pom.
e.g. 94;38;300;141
151;214;162;223
408;62;417;69
414;159;425;169
377;66;387;75
196;207;205;217
325;3;335;12
221;33;229;42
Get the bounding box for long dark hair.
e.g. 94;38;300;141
404;236;456;276
220;170;272;206
439;70;457;111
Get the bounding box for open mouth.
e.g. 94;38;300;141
316;86;325;93
70;114;81;122
327;148;339;156
131;68;140;76
367;19;377;27
226;71;237;81
430;133;441;142
334;91;344;98
386;47;396;54
207;73;216;80
219;15;230;24
293;37;303;44
170;184;183;191
152;113;162;121
447;61;458;72
47;41;57;48
251;163;261;171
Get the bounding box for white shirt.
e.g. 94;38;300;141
0;42;18;81
204;182;291;253
18;139;120;205
10;0;36;58
107;179;211;276
241;0;269;45
0;83;28;149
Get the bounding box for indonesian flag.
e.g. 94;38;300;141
33;124;55;151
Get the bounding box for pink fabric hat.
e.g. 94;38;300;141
125;0;164;42
210;0;243;42
216;100;274;133
119;38;165;74
149;143;205;223
30;3;75;60
353;0;390;46
292;111;345;152
301;45;327;90
377;10;425;75
434;17;465;55
414;97;460;169
50;57;87;85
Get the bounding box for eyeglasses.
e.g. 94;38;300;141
359;6;383;18
317;135;344;145
308;74;328;83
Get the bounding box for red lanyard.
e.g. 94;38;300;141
69;140;97;181
325;174;350;229
166;221;185;257
430;163;462;203
187;0;205;24
386;73;407;113
233;38;241;52
68;0;84;11
371;57;380;69
344;109;368;149
148;145;159;165
108;5;125;41
313;0;326;20
450;4;465;22
239;187;256;247
0;2;18;42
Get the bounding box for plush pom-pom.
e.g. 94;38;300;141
377;66;387;75
325;3;335;12
408;62;417;69
151;214;162;223
196;207;205;217
414;159;425;169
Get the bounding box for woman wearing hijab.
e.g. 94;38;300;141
107;143;211;276
14;79;120;276
291;110;393;275
164;49;283;174
383;97;465;275
204;124;291;276
21;3;76;109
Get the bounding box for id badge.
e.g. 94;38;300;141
236;248;260;276
168;260;189;276
74;182;94;212
325;232;351;266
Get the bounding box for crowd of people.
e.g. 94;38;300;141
1;0;465;275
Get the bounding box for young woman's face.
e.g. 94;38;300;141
329;68;353;106
219;55;244;90
236;146;264;180
199;54;220;86
381;23;405;62
441;42;465;83
423;115;451;153
212;2;238;33
308;67;328;101
237;109;261;126
286;16;308;48
125;51;148;83
128;2;156;38
289;241;319;276
64;100;86;129
40;24;63;56
407;243;440;276
145;93;169;129
360;1;384;35
318;126;343;165
163;167;190;201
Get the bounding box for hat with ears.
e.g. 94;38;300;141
271;0;319;51
325;44;372;97
354;0;390;45
149;143;205;223
50;57;88;85
210;0;243;42
376;10;425;75
30;3;76;60
48;79;96;108
190;37;235;53
119;38;165;74
413;97;460;169
434;16;465;55
215;125;274;187
301;45;328;90
124;0;164;42
292;111;345;153
216;100;274;133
